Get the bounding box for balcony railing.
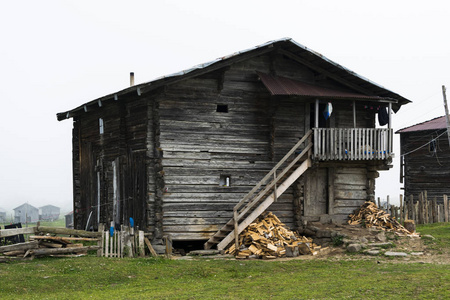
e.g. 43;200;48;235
313;128;393;161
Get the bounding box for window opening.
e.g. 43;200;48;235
99;118;104;134
219;174;231;187
216;104;228;113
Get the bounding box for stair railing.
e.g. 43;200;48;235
231;129;313;249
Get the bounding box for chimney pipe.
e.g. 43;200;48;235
130;72;135;86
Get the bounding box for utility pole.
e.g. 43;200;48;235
442;85;450;147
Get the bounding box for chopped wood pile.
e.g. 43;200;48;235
225;212;321;259
0;226;100;262
348;201;412;235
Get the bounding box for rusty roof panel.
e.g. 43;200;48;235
397;116;447;133
257;72;391;101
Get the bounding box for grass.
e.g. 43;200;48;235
0;223;449;299
1;217;66;229
1;257;449;299
416;222;450;252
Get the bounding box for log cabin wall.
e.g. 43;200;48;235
157;53;314;240
73;95;152;232
401;130;450;202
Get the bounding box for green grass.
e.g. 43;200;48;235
0;256;449;299
1;217;66;229
417;222;450;252
0;223;449;299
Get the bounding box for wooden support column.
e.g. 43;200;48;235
444;195;449;223
352;100;356;128
315;99;319;128
388;102;392;129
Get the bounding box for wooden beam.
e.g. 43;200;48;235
0;227;36;238
36;226;102;238
30;245;100;256
279;49;374;95
0;241;38;253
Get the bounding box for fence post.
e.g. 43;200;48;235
418;192;424;225
444;195;449;223
433;197;438;223
387;195;390;214
97;223;104;257
408;195;413;221
139;230;145;257
377;197;381;209
399;194;403;223
424;191;429;224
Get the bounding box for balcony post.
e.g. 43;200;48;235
388;102;392;129
353;100;356;128
315;99;319;128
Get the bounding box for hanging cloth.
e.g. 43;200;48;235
323;102;333;120
378;106;389;126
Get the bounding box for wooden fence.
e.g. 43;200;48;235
1;224;159;262
313;128;393;161
378;193;449;225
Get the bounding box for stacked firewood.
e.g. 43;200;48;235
348;201;412;234
225;212;319;259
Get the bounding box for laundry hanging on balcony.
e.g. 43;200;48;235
378;106;389;126
323;102;333;120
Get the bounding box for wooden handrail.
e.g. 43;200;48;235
233;130;312;212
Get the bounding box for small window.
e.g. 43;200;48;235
216;104;228;113
99;118;104;135
219;174;231;187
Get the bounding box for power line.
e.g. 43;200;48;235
400;130;448;157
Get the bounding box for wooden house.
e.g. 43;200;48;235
0;207;6;223
13;203;39;224
57;38;410;250
39;205;61;221
398;116;450;201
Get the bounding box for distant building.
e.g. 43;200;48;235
13;203;39;223
39;205;60;221
65;211;74;229
0;207;6;223
397;116;450;202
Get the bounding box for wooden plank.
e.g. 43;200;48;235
444;195;449;223
0;241;39;253
29;236;98;242
30;246;100;256
36;226;101;238
138;231;145;257
0;227;36;238
144;237;158;257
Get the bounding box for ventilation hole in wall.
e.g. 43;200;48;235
216;104;228;113
219;174;231;187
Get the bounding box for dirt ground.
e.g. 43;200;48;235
177;223;450;264
300;223;450;264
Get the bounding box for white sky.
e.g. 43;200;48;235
1;1;449;215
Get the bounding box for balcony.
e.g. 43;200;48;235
313;128;393;161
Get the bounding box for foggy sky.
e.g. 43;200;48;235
1;1;449;215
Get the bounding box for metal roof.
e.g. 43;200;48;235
397;116;448;133
257;72;395;102
57;38;411;121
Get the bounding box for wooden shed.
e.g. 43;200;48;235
13;203;39;224
57;38;410;250
39;205;61;221
398;116;450;201
0;208;6;223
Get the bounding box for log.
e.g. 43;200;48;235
30;236;99;242
30;245;100;256
0;241;39;253
36;226;101;238
0;227;36;238
404;220;415;233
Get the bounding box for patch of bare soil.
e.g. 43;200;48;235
303;223;450;264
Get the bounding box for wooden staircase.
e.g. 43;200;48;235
204;130;313;250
